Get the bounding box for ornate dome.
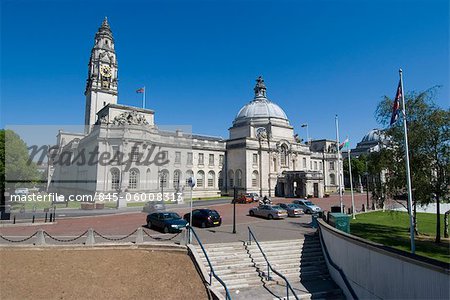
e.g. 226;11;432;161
234;76;289;124
361;129;385;143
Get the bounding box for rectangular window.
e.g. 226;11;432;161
319;162;323;171
209;154;214;166
253;153;258;165
198;153;204;165
310;161;312;170
219;155;224;165
187;152;193;165
130;146;139;162
303;158;307;169
329;161;335;170
314;161;318;170
175;151;181;164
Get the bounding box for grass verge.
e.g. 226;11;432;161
351;211;449;263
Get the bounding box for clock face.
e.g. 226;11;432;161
100;65;111;77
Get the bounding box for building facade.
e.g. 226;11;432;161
50;18;342;200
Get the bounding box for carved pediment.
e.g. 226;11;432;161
112;111;149;125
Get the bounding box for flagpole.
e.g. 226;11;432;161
347;145;355;219
400;68;415;254
335;115;343;212
143;86;146;109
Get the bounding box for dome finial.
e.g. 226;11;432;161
254;76;267;98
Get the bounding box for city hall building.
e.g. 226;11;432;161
50;18;342;200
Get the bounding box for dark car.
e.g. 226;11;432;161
146;212;188;233
183;209;222;228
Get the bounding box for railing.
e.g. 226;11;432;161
247;226;299;300
318;225;358;299
187;225;231;300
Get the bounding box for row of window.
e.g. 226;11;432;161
125;146;224;166
110;168;261;190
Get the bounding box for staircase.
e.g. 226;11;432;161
194;242;263;291
193;235;343;299
245;234;343;299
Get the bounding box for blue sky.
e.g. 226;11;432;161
1;0;448;147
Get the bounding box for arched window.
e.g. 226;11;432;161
129;168;139;190
252;170;259;188
146;169;151;189
197;171;205;187
173;170;181;189
208;171;215;188
218;171;223;188
160;169;169;188
185;170;194;186
330;174;336;185
228;170;234;188
280;145;288;166
111;168;120;190
236;169;243;187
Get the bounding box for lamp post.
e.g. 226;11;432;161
187;176;196;243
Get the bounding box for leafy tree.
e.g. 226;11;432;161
375;87;449;242
1;129;41;191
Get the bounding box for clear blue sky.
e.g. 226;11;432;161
1;0;448;147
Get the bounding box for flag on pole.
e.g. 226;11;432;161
390;80;402;125
136;87;145;93
339;137;349;150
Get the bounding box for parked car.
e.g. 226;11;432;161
247;193;260;202
277;203;304;217
232;194;253;204
183;209;222;228
14;188;29;196
142;201;166;213
249;205;288;219
292;199;322;214
146;212;188;233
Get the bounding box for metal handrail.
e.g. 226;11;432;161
187;225;232;300
318;225;358;299
247;227;299;300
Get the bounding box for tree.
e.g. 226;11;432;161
1;129;41;191
375;87;449;242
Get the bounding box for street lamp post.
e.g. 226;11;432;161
187;177;196;244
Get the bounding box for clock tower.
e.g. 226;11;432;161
84;17;118;131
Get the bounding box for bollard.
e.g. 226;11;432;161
13;215;16;224
32;215;35;223
49;213;53;223
85;228;95;246
362;204;365;212
135;227;144;244
44;212;48;223
35;229;46;246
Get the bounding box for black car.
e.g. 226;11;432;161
146;212;188;233
183;209;222;228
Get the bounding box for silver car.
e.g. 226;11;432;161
277;203;304;217
249;205;288;219
292;199;322;214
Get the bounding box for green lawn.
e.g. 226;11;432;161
351;211;449;263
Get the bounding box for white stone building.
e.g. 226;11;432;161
50;18;341;200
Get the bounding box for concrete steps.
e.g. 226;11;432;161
193;236;343;299
245;236;343;298
194;242;261;291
